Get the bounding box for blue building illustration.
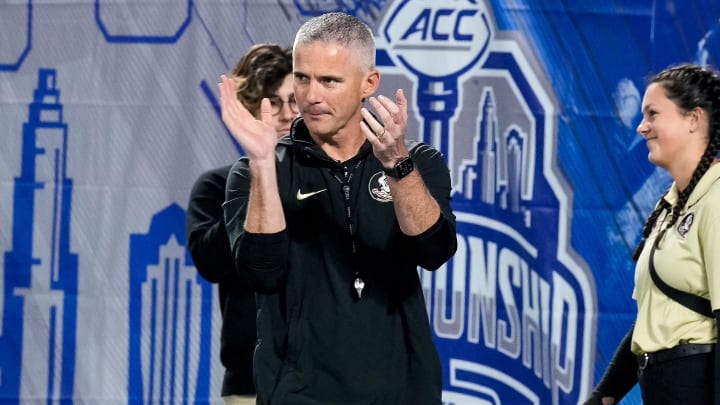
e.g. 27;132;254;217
128;204;213;404
460;88;529;216
1;68;79;404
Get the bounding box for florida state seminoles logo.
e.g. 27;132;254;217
369;172;393;202
677;212;695;238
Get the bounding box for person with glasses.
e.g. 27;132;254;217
268;94;298;118
230;44;297;135
186;43;293;405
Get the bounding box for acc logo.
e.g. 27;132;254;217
377;1;595;404
382;0;492;77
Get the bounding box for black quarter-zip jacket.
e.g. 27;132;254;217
224;118;457;404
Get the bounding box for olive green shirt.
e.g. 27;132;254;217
632;163;720;354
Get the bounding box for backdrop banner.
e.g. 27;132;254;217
2;1;718;404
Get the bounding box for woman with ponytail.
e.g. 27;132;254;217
586;63;720;404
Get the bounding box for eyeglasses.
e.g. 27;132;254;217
268;95;298;116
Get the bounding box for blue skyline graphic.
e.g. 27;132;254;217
128;204;214;404
1;68;79;404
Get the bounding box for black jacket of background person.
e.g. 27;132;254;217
186;164;256;396
224;118;457;404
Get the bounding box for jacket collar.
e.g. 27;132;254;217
288;117;373;166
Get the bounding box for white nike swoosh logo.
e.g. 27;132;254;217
296;188;327;200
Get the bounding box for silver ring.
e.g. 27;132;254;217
377;128;386;138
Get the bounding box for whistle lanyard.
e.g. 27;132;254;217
330;160;365;299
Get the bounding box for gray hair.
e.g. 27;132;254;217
293;12;376;71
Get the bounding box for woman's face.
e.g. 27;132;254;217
636;82;702;170
265;74;296;138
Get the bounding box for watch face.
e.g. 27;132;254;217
396;158;413;177
383;157;414;179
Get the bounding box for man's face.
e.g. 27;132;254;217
293;42;378;138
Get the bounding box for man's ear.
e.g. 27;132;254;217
362;68;381;99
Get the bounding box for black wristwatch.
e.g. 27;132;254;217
383;156;414;179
